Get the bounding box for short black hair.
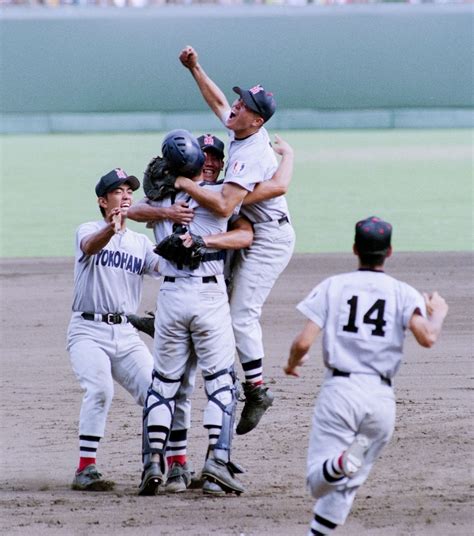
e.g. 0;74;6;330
357;251;389;267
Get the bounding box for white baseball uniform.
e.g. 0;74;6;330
67;221;159;444
297;269;426;530
221;116;296;367
143;183;237;461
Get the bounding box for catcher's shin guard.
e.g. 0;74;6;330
203;367;238;464
142;370;181;467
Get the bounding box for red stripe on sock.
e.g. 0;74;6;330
166;455;187;467
78;457;95;472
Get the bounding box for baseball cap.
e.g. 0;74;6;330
233;84;276;122
197;134;225;159
354;216;392;254
95;168;140;197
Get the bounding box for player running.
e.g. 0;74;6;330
178;45;296;436
284;216;448;535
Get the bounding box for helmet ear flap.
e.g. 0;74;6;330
161;129;205;178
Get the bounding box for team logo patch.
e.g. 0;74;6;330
249;84;264;95
115;168;127;179
204;135;214;145
232;161;246;175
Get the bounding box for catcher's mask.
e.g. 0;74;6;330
161;129;205;178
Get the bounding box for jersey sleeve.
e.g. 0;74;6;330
401;283;427;328
296;278;330;329
142;235;161;278
224;158;262;192
76;221;103;261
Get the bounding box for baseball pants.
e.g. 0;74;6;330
230;220;295;363
67;313;153;438
307;372;396;527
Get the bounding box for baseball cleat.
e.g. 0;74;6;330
202;480;226;496
236;383;274;435
340;434;370;478
165;462;192;494
71;464;115;492
201;457;245;495
138;462;163;496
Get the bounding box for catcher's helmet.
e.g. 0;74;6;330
161;129;205;178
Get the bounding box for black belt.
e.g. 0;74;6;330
163;275;218;284
332;368;392;387
81;312;128;325
252;215;289;227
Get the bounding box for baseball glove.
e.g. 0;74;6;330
143;156;178;201
127;311;155;338
154;226;206;270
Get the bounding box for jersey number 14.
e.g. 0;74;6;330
342;296;387;337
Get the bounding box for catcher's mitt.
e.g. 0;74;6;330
143;156;178;201
154;226;206;270
127;311;155;338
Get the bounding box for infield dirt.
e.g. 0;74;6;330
1;252;472;535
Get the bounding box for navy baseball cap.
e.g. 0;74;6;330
197;134;225;159
355;216;392;254
233;84;276;122
95;168;140;197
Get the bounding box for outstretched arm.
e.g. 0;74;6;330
179;45;231;122
409;291;448;348
284;320;322;377
243;135;294;205
127;198;194;225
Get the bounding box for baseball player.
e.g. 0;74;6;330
128;132;254;495
127;130;252;496
67;168;162;491
284;216;448;535
178;45;296;436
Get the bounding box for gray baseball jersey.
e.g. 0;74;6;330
72;221;159;314
297;269;427;379
150;183;228;278
221;112;290;224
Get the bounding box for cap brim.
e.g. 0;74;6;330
201;145;224;158
102;176;140;195
232;86;261;116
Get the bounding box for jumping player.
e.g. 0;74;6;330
67;168;161;491
178;45;296;435
284;216;448;535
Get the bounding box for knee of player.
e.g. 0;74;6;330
84;382;114;408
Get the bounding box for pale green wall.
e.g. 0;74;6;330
1;4;472;131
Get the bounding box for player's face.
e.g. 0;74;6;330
201;150;224;182
101;184;134;216
226;98;262;132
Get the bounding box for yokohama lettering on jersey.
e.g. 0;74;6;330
297;270;426;379
72;220;159;315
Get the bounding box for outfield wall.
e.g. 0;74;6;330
1;4;472;132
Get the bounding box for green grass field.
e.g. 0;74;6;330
0;129;472;258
